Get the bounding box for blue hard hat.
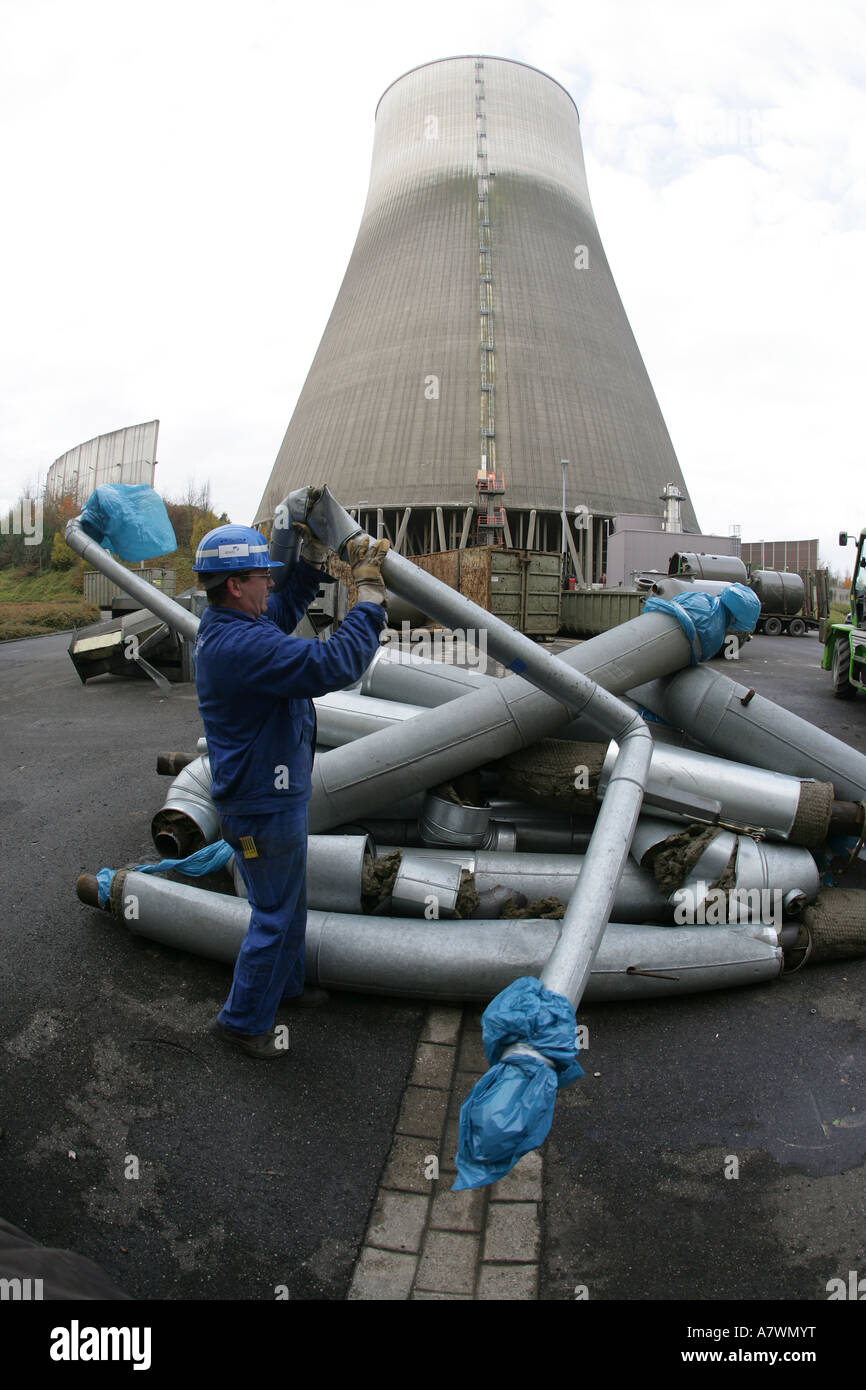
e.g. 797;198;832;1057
193;524;283;589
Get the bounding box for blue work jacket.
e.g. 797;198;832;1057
194;559;385;814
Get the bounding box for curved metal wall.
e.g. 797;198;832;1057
255;56;698;538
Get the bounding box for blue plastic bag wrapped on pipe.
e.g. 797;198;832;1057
452;977;583;1190
80;484;177;562
643;583;760;664
96;840;235;908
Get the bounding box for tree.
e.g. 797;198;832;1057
50;530;76;569
190;511;221;553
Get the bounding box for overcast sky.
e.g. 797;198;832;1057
2;0;863;571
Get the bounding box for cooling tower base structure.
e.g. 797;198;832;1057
256;56;699;578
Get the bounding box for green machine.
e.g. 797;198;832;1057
823;528;866;698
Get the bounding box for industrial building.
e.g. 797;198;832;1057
46;420;159;508
740;539;819;575
255;57;700;583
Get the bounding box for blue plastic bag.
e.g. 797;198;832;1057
452;977;583;1190
80;484;177;562
644;583;760;663
96;840;235;907
719;582;762;632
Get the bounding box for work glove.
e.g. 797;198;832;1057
345;536;390;606
270;486;327;587
293;521;329;567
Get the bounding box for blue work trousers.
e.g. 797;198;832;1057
217;804;309;1036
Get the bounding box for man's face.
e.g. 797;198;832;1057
227;570;274;617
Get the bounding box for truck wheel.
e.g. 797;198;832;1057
789;618;806;637
764;616;782;636
832;638;856;699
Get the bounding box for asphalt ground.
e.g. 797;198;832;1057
2;625;865;1346
0;631;425;1305
540;631;866;1322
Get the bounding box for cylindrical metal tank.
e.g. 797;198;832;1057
669;553;748;582
254;56;699;562
749;570;805;616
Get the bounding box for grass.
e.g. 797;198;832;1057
0;551;197;641
0;567;96;640
0;568;83;601
0;599;100;641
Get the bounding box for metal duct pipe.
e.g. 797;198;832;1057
65;518;201;641
84;870;782;1003
650;577;730;599
391;854;463;919
360;646;496;705
557;696;647;746
308;608;694;831
150;755;220;856
231;835;372;914
339;661;632;751
537;728;653;1003
295;486;659;1011
352;812;594;854
669;553;748;583
151;750;429;855
599;740;834;845
380;593;440;628
631;665;866;804
419;793;493;847
294;486;675;740
314;689;426;746
375;845;672;922
630;816;821;913
344;817;518;852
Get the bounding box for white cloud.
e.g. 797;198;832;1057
1;0;863;568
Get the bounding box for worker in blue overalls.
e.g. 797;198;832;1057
192;519;388;1058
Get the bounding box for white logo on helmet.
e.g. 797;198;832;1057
217;542;251;559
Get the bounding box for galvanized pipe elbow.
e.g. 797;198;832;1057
295;485;364;558
151;754;221;857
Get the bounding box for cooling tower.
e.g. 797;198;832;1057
255;56;699;575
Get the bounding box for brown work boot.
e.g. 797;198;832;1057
210;1020;289;1059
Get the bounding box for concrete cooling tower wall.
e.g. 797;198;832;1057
255;55;699;570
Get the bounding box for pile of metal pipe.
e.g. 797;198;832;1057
70;488;866;1012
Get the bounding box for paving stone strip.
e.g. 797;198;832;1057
348;1004;542;1300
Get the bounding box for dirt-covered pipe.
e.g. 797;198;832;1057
375;844;671;922
630;816;821;916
